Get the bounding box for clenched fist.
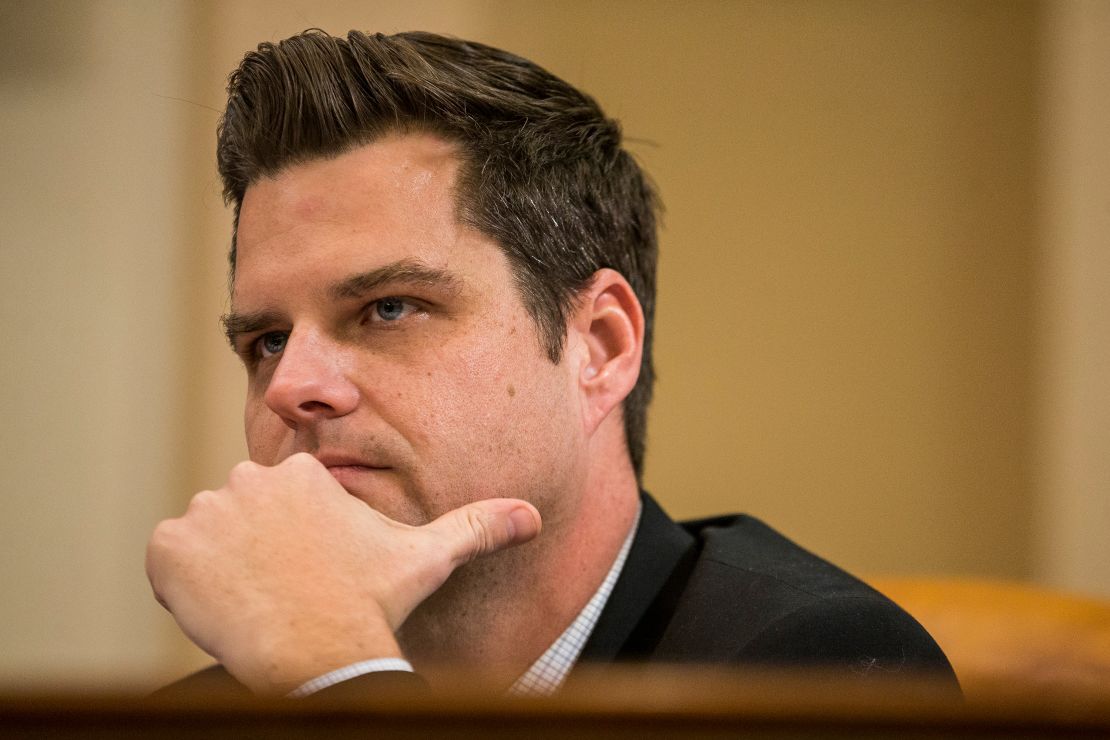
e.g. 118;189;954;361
146;453;541;694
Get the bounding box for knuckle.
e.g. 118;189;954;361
186;489;218;514
462;509;495;558
146;518;184;571
279;452;317;481
147;519;177;551
285;451;315;468
227;460;254;485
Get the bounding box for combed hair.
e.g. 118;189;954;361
218;30;659;478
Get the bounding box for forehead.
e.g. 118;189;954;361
232;134;490;302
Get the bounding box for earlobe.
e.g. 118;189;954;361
574;269;644;434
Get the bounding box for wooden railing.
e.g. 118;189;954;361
2;666;1108;738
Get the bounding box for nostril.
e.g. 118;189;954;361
298;400;334;413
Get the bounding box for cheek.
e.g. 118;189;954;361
243;395;287;464
409;335;580;492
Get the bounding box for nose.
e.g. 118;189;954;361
263;329;359;427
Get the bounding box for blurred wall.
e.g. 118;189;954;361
1035;0;1110;598
0;0;194;688
0;0;1105;689
495;1;1041;582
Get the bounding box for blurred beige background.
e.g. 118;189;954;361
1;0;1106;690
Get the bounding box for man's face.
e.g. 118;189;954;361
228;134;587;526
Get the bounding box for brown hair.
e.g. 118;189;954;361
218;30;659;478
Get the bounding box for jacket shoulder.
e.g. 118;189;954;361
683;513;885;599
660;515;958;685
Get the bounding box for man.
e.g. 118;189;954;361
147;29;957;698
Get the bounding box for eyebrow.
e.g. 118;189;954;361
222;259;464;348
329;259;463;301
222;308;283;349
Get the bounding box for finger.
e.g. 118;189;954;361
426;498;542;568
145;520;179;612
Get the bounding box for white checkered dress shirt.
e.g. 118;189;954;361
508;505;640;696
289;505;641;698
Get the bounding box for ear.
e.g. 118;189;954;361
568;269;645;435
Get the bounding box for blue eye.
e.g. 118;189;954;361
375;297;407;321
257;332;287;358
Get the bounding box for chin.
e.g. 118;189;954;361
331;469;432;525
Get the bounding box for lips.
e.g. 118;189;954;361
322;466;390;495
312;453;390;487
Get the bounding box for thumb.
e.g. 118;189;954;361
425;498;542;568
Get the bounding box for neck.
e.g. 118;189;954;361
398;438;640;690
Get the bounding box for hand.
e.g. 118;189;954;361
146;452;541;694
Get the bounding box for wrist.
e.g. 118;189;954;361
232;622;405;695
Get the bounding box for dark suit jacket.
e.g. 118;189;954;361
578;494;957;686
157;493;958;697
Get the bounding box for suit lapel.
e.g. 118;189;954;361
577;493;697;663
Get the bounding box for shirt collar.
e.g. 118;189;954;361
508;502;643;696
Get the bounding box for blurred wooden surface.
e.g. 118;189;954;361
873;578;1110;701
2;667;1109;738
